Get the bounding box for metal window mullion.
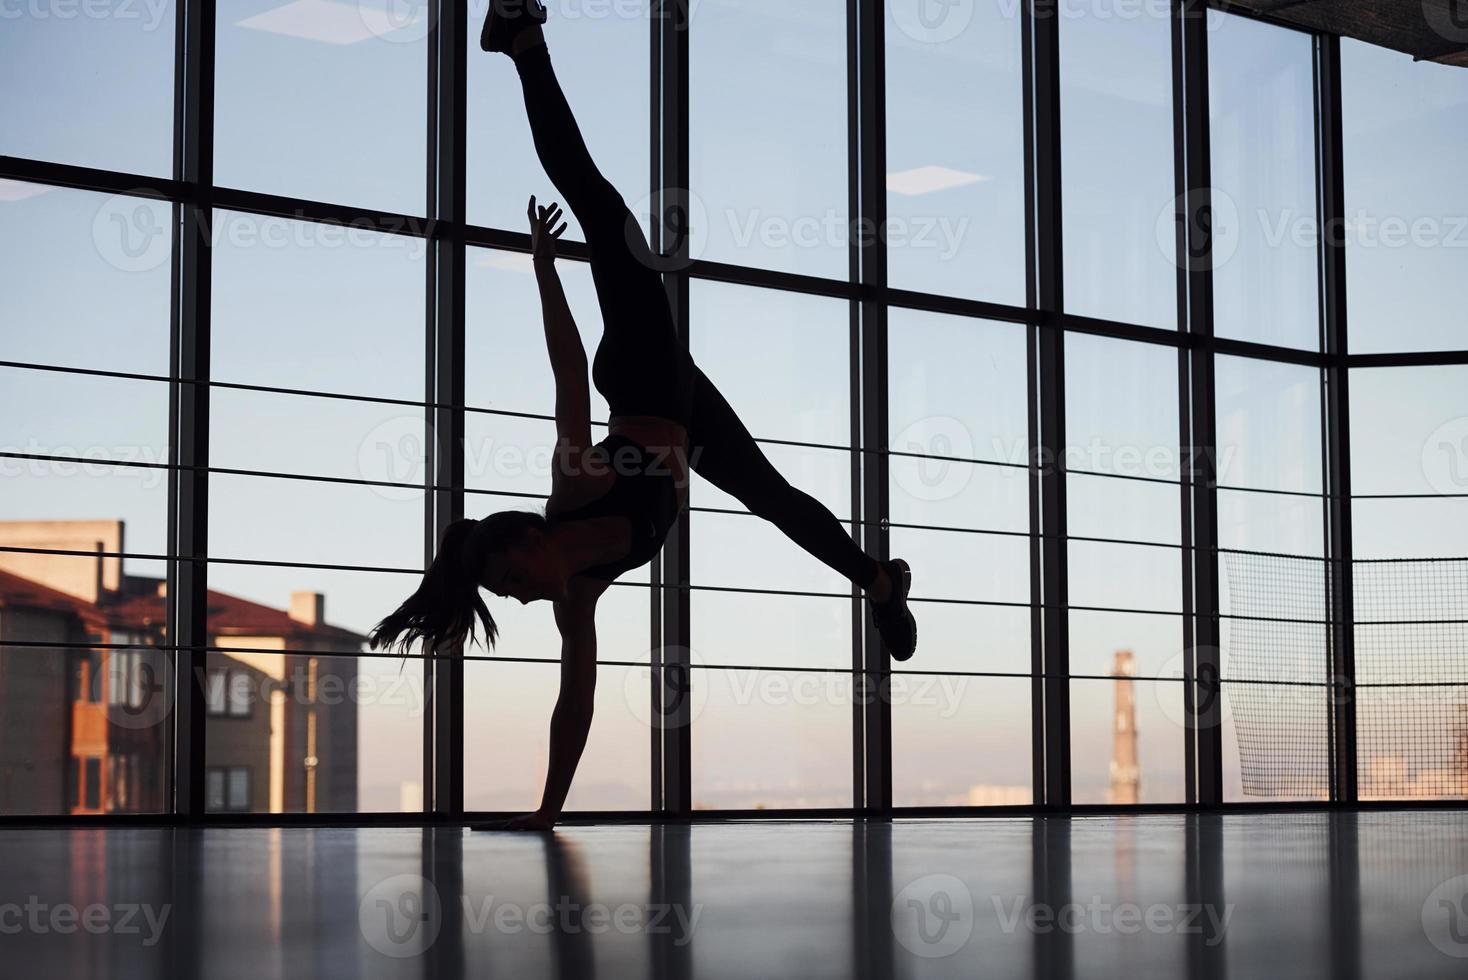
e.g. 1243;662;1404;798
652;0;692;818
427;0;466;819
854;0;892;815
1316;35;1356;803
170;0;214;822
1176;0;1223;807
1029;0;1069;810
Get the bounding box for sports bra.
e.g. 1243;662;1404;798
546;435;682;581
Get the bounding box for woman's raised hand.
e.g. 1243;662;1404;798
528;195;567;265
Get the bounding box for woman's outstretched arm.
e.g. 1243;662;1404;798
529;196;592;457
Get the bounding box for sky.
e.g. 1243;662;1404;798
1;0;1466;812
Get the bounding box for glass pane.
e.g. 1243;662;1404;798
1214;354;1322;493
209;474;422;569
691;592;849;672
889;527;1030;605
1358;685;1468;801
1068;473;1180;546
1354;551;1468;800
1059;0;1176;329
896;602;1028;676
1208;12;1319;350
885;0;1025;304
0;646;172;815
211;211;426;400
1068;540;1182;614
1351;365;1468;496
888;309;1028;466
690;0;848;278
466;248;612;419
205;563;424;656
464;660;650;811
215;0;427;214
690;667;852;809
204;651;423;813
0;369;170;555
1069;610;1184;681
690;281;850;446
1065;333;1180;479
0;2;175;176
890;458;1027;533
691;512;851;595
1342;40;1468;354
1070;677;1185;804
212;389;427;487
892;675;1031;806
467;0;649;237
1222;681;1330;802
1217;487;1323;557
1;185;172;375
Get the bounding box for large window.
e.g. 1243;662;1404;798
2;2;1463;819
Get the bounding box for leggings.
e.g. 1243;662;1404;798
513;45;880;591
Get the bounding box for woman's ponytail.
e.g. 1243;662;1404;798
369;518;496;656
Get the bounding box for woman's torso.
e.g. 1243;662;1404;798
545;417;690;581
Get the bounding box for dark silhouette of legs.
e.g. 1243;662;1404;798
687;364;880;590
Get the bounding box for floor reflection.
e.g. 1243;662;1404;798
0;811;1464;979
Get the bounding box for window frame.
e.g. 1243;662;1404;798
3;0;1464;823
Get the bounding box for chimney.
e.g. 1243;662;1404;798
289;591;326;628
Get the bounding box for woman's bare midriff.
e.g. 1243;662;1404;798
608;414;691;508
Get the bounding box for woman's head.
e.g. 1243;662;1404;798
368;511;565;656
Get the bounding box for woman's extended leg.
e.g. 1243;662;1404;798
685;366;917;657
506;28;693;424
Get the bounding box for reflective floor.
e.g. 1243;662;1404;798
2;812;1466;979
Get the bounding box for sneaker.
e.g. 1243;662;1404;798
868;558;917;661
480;0;547;54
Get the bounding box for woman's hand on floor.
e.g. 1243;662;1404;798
477;809;558;832
528;195;567;266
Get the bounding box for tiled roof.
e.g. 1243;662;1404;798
0;571;365;644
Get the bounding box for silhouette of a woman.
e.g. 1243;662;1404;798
372;0;917;830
